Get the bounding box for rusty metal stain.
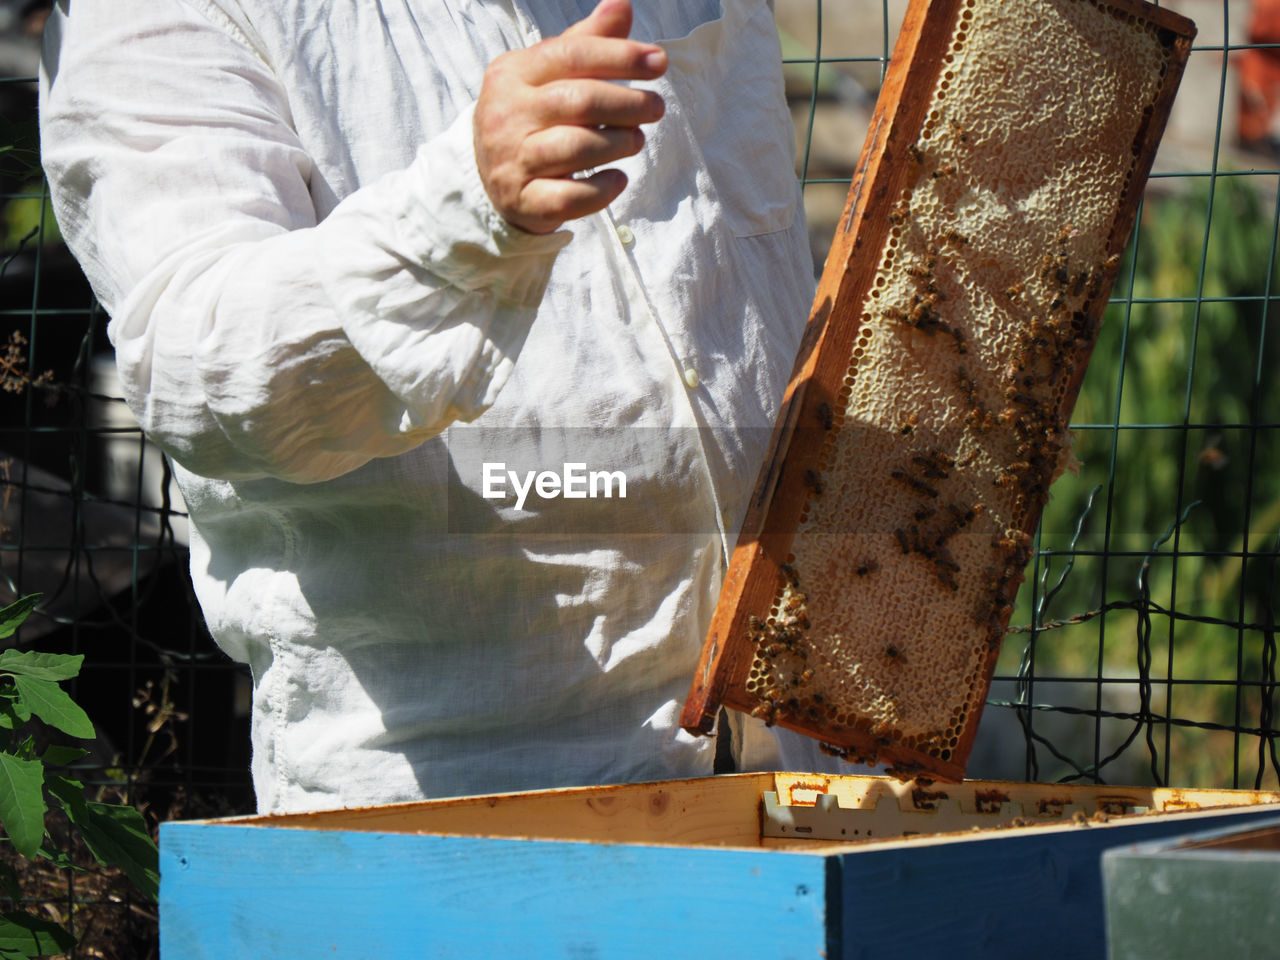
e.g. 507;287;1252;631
1035;796;1071;816
974;789;1011;813
785;780;832;806
1096;795;1143;816
911;787;950;811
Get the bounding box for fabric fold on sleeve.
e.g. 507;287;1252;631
39;0;571;485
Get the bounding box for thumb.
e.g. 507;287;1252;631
563;0;633;40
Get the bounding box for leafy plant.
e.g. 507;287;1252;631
998;175;1280;789
0;595;159;959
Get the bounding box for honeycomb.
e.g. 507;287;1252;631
685;0;1195;779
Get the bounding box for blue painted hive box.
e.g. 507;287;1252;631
160;772;1280;960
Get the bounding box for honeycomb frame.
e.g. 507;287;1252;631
682;0;1196;780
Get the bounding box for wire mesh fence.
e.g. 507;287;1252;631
779;0;1280;792
0;0;1277;955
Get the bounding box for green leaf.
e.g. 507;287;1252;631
0;911;76;959
34;844;76;871
0;596;40;641
45;776;86;821
0;649;82;682
82;803;159;902
46;779;159;902
0;753;45;860
9;678;93;739
39;745;87;767
0;698;28;731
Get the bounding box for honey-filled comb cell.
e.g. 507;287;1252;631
682;0;1196;781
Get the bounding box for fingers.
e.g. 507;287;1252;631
520;124;645;180
532;78;664;129
518;169;629;231
472;0;668;234
521;34;667;86
562;0;633;41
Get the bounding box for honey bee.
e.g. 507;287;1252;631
908;294;941;329
855;560;879;577
934;520;961;544
900;413;918;435
1004;282;1024;300
906;142;925;164
751;701;778;726
892;471;939;499
930;161;957;179
888;200;911;225
894;528;910;554
998;530;1031;551
948;119;969;143
934;547;960;571
816;401;834;430
915;450;954;479
803;469;824;495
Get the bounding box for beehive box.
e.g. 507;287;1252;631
1103;814;1280;960
160;773;1280;959
683;0;1196;781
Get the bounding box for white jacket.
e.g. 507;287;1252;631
41;0;832;812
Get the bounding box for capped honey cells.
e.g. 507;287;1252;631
684;0;1195;780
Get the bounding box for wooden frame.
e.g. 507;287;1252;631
682;0;1197;780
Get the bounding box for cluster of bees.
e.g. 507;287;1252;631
744;566;816;728
881;182;971;358
890;453;986;593
973;226;1118;648
736;129;1123;772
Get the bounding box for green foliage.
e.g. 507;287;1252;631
0;596;160;958
0;117;57;256
1003;175;1280;788
0;912;76;959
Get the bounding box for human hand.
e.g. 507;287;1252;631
473;0;668;235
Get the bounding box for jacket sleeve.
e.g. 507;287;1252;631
39;0;571;483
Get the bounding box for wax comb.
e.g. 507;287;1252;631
683;0;1196;780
